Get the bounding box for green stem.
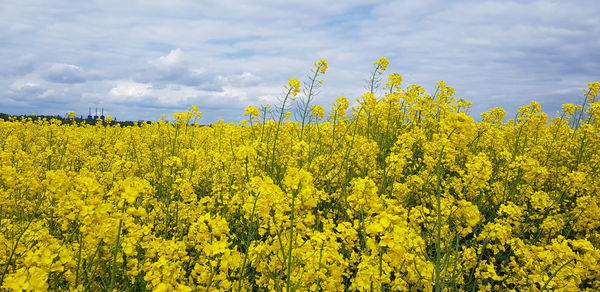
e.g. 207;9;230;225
107;202;127;291
299;69;320;141
540;258;574;291
434;147;445;292
270;88;294;176
285;190;298;292
0;219;33;283
236;191;262;292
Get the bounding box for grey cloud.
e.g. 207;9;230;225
219;72;262;87
43;63;87;84
9;79;45;95
1;0;599;122
140;49;223;90
139;68;221;90
0;53;37;77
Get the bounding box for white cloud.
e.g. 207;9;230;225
218;72;262;87
43;63;86;83
10;79;43;92
149;48;185;70
1;0;599;121
257;95;279;105
109;81;152;99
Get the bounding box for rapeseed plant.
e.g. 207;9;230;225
0;59;598;291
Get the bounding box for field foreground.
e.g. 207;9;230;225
1;60;599;291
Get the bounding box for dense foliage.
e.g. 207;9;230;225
0;113;149;127
1;59;599;291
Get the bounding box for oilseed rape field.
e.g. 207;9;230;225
1;58;599;291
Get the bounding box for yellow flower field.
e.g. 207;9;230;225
1;59;599;291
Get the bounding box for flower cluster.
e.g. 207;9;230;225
1;59;598;291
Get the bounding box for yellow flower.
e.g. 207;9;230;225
1;58;599;291
385;73;403;90
243;105;260;119
315;58;328;74
311;105;325;119
287;78;301;96
115;177;153;204
2;267;49;291
481;107;506;124
561;104;577;116
587;81;600;100
332;96;349;117
373;57;389;73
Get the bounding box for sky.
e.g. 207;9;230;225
1;0;599;122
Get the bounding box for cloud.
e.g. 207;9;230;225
142;49;223;90
149;48;185;70
10;79;44;94
108;81;152;101
0;53;37;77
0;0;599;122
43;63;87;84
218;72;262;87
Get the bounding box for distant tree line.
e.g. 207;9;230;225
0;113;152;127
